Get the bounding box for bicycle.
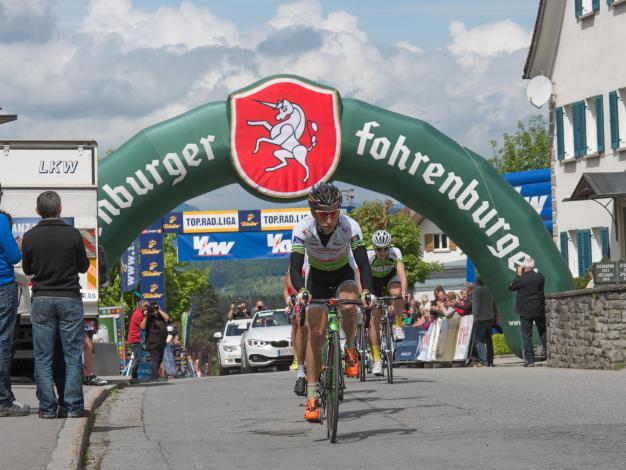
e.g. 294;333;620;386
299;291;365;443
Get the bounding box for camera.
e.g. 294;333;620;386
148;302;160;316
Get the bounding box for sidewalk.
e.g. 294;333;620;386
2;377;127;470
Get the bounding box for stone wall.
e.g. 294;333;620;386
546;286;626;370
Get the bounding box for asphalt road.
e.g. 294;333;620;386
86;365;626;470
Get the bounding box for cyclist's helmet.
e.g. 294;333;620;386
372;230;392;248
308;183;342;211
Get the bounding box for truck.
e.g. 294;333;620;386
0;140;99;374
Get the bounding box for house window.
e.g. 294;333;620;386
559;96;608;160
434;234;448;250
575;0;599;18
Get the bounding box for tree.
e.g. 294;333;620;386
189;282;223;345
350;201;441;287
489;115;550;173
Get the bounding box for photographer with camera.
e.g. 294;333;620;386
140;302;170;381
227;298;250;320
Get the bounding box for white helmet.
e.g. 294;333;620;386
372;230;392;248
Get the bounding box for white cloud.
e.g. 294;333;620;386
0;1;539;209
448;19;531;68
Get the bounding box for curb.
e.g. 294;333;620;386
47;383;125;470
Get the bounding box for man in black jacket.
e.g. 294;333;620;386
508;256;546;367
472;277;496;367
22;191;90;418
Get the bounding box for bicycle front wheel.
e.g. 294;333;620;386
384;316;394;384
326;330;341;443
358;320;367;382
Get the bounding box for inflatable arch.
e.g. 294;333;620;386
98;75;573;356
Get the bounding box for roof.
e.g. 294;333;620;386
523;1;566;79
566;172;626;201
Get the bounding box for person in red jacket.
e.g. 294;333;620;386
128;301;148;379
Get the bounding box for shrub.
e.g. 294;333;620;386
492;334;511;355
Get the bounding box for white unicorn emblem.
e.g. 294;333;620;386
247;99;318;183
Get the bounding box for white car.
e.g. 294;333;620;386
240;310;293;373
214;319;251;375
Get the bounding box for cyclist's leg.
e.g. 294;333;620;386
295;310;309;369
369;306;382;361
388;278;405;340
336;278;359;377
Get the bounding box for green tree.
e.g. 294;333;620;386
350;201;441;287
189;282;223;345
489;115;550;173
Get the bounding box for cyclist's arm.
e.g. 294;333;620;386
352;245;373;292
289;252;306;292
396;261;408;295
283;273;291;299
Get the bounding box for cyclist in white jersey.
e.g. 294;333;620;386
368;230;409;376
290;183;375;422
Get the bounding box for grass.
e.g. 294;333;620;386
613;362;624;371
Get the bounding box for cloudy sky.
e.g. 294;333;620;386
0;0;542;210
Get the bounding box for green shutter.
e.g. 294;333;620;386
560;232;569;264
574;101;586;157
577;229;591;277
596;95;605;152
593;0;600;10
609;91;620;150
575;0;583;16
556;107;565;160
608;0;615;6
600;227;610;259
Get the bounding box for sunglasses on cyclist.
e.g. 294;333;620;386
375;247;389;252
315;209;340;218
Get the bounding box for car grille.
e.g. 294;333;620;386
271;340;289;348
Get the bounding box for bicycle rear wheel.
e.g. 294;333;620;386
326;330;341;443
384;316;394;384
358;318;367;382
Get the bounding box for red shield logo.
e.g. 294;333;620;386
229;77;341;198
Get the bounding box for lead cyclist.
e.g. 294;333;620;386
290;183;375;422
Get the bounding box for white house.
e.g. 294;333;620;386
524;0;626;277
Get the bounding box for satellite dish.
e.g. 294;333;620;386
526;75;552;109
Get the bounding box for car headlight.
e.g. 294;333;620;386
223;345;239;352
247;339;267;347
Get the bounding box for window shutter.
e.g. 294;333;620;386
560;232;569;264
425;234;434;252
575;0;583;16
593;0;600;10
609;91;620;150
574;102;581;157
577;230;592;276
596;95;605;153
449;239;457;251
556;107;565;160
600;227;610;259
607;0;614;6
580;101;587;156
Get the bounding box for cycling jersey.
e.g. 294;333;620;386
367;247;403;278
291;215;365;271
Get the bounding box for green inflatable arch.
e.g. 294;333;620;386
98;75;573;356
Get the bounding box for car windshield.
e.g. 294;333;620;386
252;311;290;328
225;323;248;336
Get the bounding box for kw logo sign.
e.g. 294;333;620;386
267;233;291;254
193;236;235;256
39;160;79;174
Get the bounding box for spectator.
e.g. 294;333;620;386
454;288;473;317
227;299;249;320
141;302;169;380
22;191;90;418
444;292;458;318
254;299;266;312
127;301;148;381
508;257;546;367
586;267;595;288
472;277;496;367
430;285;447;318
83;319;107;386
0;187;30;417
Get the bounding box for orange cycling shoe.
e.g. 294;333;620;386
344;348;360;378
304;398;320;422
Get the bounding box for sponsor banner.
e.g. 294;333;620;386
177;230;292;261
435;317;461;362
11;217;74;239
120;240;139;293
183;210;239;233
162;211;183;233
238;209;262;232
142;219;163;234
417;320;441;362
138;233;166;309
454;315;474;361
260;208;311;231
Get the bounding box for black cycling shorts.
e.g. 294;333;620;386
306;264;356;300
372;270;399;297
